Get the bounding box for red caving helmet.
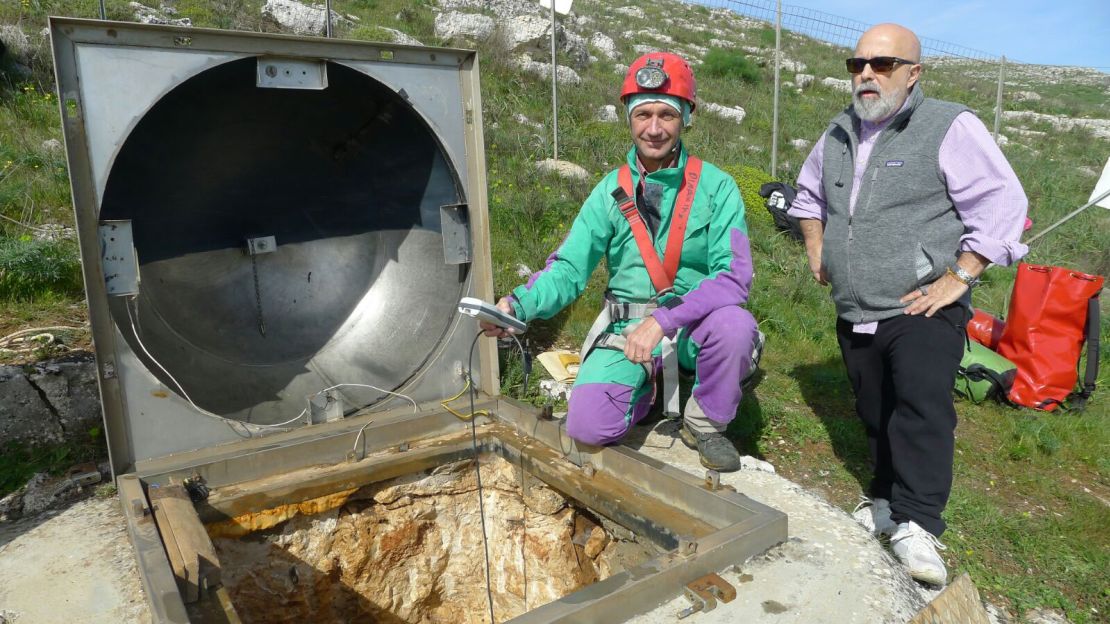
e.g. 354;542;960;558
620;52;698;112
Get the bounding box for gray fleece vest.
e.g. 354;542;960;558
820;87;969;323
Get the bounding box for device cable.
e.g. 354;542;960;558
467;330;497;624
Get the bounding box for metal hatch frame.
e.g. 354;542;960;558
50;17;499;475
119;399;788;623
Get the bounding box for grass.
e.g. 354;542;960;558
701;48;763;84
0;433;103;498
0;0;1107;620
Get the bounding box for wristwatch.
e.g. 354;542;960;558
947;265;981;288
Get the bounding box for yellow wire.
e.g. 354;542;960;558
441;377;490;421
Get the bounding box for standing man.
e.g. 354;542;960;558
789;24;1028;585
482;53;758;472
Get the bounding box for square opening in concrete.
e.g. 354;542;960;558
120;401;786;623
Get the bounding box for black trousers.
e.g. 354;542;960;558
836;304;967;537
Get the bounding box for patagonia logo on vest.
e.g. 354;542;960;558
885;160;905;167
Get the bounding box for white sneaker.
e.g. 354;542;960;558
851;497;897;537
890;520;948;586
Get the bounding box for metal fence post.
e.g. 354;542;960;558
993;55;1005;140
770;0;782;178
98;0;106;19
550;0;559;160
324;0;333;38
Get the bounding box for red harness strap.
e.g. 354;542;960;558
613;156;704;294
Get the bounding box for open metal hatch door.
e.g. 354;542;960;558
51;17;498;473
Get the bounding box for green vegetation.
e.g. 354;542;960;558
0;1;1106;620
0;236;82;300
701;48;763;84
0;430;102;497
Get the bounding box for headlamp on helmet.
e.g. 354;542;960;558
635;58;668;90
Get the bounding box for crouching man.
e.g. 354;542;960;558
482;53;758;472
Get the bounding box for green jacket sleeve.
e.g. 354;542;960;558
509;179;615;321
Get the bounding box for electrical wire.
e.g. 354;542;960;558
127;296;419;436
467;330;497;624
125;297;253;438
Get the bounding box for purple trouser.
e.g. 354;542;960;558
565;306;757;446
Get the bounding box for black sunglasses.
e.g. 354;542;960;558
846;56;917;74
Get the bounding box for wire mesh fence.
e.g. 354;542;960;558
684;0;1026;176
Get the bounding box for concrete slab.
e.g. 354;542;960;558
0;495;150;624
0;418;941;624
624;419;938;623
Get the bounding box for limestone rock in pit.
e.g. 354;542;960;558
822;76;853;93
434;12;496;43
523;478;568;515
262;0;350;36
589;32;618;61
702;101;747;124
596;104;619;122
214;458;640;624
535;158;590;182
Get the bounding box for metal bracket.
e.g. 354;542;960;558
308;390;344;424
676;573;736;619
439;203;471;264
99;220;139;296
677;535;698;557
705;470;720;491
245;235;277;255
256;57;328;90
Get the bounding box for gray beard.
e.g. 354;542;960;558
853;81;904;122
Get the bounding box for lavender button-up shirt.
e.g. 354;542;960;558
789;100;1029;332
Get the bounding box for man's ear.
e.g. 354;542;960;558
907;64;922;89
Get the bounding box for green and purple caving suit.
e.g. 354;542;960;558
509;145;758;445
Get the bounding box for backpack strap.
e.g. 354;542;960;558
1070;295;1100;411
612;157;704;294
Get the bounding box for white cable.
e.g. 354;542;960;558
125;297;253;438
127;299;419;435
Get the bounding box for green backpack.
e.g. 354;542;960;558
955;341;1017;404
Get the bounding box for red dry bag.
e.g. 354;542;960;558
996;263;1103;411
967;308;1006;351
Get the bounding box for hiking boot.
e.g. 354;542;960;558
890;520;948;586
680;423;742;472
851;497;897;538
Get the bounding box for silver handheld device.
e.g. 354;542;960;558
458;297;527;333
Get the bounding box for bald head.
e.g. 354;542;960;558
855;23;921;63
